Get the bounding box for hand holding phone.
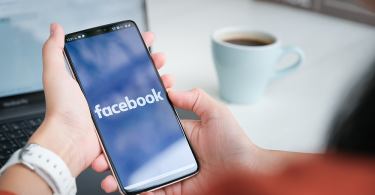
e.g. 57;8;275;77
29;23;173;179
95;89;258;195
37;23;258;195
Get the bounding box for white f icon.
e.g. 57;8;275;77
95;104;102;119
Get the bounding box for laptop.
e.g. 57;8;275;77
0;1;148;194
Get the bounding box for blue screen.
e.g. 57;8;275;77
65;24;197;191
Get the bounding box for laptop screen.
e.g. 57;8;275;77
0;0;148;98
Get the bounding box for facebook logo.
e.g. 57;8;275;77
94;89;164;119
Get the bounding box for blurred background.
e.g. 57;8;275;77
1;0;375;194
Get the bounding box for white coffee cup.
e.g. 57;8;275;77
212;27;305;104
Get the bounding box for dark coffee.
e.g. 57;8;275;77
225;38;271;46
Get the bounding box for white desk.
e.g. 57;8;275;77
147;0;375;153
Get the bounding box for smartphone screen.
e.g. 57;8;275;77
64;21;198;194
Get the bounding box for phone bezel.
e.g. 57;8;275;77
63;20;200;195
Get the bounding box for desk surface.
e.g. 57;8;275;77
147;0;375;153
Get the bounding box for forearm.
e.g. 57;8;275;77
0;164;52;195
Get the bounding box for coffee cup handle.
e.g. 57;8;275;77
271;46;305;81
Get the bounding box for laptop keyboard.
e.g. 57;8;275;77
0;114;44;168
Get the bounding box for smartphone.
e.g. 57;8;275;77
63;21;199;194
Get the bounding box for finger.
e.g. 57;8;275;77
42;23;69;82
142;32;155;48
168;88;227;120
152;52;167;70
101;175;118;193
92;153;110;173
160;74;174;89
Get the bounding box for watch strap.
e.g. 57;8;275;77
0;144;77;195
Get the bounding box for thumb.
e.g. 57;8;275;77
42;23;69;84
168;88;227;120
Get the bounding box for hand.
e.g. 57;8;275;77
92;88;261;194
28;23;174;178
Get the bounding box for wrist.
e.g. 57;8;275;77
244;144;286;175
28;117;83;177
247;146;313;175
0;164;52;194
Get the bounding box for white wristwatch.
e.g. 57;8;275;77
0;143;77;195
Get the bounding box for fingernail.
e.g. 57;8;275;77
50;23;57;35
